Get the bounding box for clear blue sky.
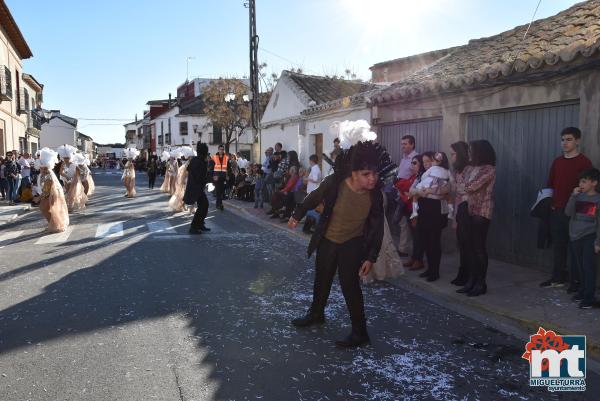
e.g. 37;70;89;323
7;0;580;144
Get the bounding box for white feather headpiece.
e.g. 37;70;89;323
124;147;140;159
170;149;183;159
83;155;91;166
160;151;170;162
71;152;86;165
179;146;195;158
330;120;377;150
57;144;76;159
39;147;59;168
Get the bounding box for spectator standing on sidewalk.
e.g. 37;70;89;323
565;168;600;309
262;147;273;202
0;156;7;200
401;154;425;271
17;152;33;197
540;127;592;289
4;151;19;205
210;144;232;211
395;135;419;256
457;140;496;297
449;141;472;286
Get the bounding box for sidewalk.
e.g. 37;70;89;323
0;202;32;227
225;198;600;359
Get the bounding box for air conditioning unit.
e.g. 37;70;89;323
0;66;12;101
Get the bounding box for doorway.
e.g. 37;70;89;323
314;133;323;170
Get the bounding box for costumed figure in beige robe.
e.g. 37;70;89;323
37;148;70;233
168;146;195;212
160;150;171;194
362;191;404;284
122;147;139;198
79;154;95;197
167;149;183;196
58;144;87;212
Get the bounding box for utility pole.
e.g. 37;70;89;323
246;0;261;162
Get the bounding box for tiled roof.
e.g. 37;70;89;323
374;0;600;103
0;1;32;59
301;86;388;116
284;70;374;105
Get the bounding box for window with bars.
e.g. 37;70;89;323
165;133;171;144
158;134;163;145
180;121;188;135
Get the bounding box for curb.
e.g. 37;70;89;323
226;199;600;363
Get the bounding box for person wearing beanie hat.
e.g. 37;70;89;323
122;148;139;198
288;120;396;348
184;142;210;234
38;148;69;233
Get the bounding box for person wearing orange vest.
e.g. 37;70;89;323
210;144;232;211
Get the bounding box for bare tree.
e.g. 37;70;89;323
202;79;251;154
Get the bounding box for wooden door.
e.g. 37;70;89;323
314;133;323;170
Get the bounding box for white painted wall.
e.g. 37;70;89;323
261;78;307;125
40;118;77;149
261;123;301;156
301;107;372;166
0;23;27;155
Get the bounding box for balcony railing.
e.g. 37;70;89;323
27;110;43;135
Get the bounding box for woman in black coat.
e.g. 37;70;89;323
184;143;210;234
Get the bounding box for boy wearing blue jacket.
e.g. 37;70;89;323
566;168;600;309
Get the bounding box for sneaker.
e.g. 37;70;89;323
572;294;583;302
566;284;580;294
579;301;593;309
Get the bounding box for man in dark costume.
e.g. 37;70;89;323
184;142;210;234
288;121;396;348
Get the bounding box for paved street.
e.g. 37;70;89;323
0;172;598;401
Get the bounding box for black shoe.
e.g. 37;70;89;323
540;279;565;288
266;210;275;215
467;284;487;297
397;251;409;257
457;280;475;294
579;301;593;309
188;228;202;235
426;275;440;282
291;312;325;328
451;273;468;286
572;294;584;302
419;270;431;278
199;225;211;232
566;283;580;294
270;213;281;219
335;333;370;348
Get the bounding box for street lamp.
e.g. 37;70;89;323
224;92;250;154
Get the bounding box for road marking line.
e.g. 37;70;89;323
0;230;24;242
146;221;174;233
35;227;74;244
95;222;124;238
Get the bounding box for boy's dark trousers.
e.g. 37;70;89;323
551;209;574;283
570;234;597;303
191;191;209;230
310;237;367;336
148;173;156;189
254;187;263;207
